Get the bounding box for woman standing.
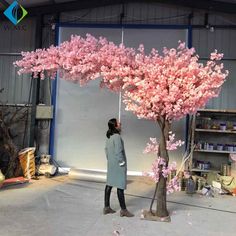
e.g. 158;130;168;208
103;118;134;217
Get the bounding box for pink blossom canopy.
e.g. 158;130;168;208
14;35;229;121
122;42;228;121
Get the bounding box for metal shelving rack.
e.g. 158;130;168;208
189;109;236;175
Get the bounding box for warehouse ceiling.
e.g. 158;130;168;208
1;0;236;14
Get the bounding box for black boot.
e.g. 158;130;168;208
120;209;134;217
117;188;134;217
103;185;116;215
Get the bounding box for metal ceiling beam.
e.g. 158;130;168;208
27;0;236;15
152;0;236;14
0;0;120;20
1;0;236;20
27;0;124;16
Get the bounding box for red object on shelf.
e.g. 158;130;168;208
0;176;29;188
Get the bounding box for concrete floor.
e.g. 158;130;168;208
0;175;236;236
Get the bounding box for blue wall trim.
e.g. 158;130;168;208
185;25;193;152
49;23;60;156
188;25;193;48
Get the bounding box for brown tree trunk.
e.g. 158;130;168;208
155;118;170;217
149;180;158;214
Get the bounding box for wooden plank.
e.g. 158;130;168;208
195;128;236;134
191;168;220;173
197;109;236;113
194;149;236;154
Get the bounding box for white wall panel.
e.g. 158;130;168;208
206;60;236;109
192;29;236;58
54;26;188;171
121;28;187;170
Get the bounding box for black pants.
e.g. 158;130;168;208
104;185;126;210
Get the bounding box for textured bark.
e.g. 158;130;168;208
156;173;168;217
0;120;20;178
149;181;158;214
148;118;171;217
0;109;23;178
155;118;170;217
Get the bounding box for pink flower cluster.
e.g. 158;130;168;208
14;34;135;90
143;133;184;154
143;157;167;182
143;137;159;154
166;131;184;150
143;157;179;194
14;46;60;79
143;134;183;193
166;176;180;194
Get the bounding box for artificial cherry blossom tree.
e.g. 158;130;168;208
120;42;228;220
14;35;228;221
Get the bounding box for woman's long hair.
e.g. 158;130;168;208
106;118;120;138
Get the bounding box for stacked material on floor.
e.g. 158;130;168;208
0;176;29;189
18;147;36;179
217;175;236;194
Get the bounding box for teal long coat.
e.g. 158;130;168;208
105;133;127;190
